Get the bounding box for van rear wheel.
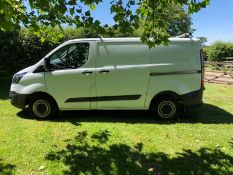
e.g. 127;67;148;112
150;96;180;119
29;95;58;119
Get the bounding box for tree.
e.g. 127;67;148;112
0;0;210;47
166;5;194;36
198;37;208;45
134;4;194;37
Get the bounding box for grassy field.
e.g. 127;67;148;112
0;83;233;175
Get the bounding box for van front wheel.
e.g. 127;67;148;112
29;95;58;119
150;96;180;119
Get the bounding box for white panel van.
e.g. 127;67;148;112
9;38;204;119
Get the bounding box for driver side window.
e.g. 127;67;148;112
49;43;89;70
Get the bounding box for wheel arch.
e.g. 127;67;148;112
149;91;183;110
26;91;59;109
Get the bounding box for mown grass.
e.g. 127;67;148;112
0;83;233;175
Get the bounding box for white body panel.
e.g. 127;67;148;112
10;72;46;94
145;39;202;108
95;42;149;109
10;37;202;110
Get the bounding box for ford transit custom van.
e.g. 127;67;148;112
9;37;204;119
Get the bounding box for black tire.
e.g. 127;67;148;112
150;96;180;119
29;95;58;119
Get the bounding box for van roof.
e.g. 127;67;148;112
66;37;200;43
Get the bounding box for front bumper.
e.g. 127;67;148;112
182;88;204;108
9;91;28;109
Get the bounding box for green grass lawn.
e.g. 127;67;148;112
0;83;233;175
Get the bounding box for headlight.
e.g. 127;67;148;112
12;72;27;84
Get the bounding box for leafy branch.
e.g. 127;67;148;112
0;0;210;47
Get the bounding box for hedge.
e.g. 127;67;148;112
0;28;96;85
204;41;233;62
0;31;57;85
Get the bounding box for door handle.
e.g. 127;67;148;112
98;69;110;73
82;71;93;75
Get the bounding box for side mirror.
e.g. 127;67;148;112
44;57;51;72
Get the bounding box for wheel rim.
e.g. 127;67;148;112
158;101;176;118
32;99;51;118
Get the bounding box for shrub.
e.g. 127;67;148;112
205;41;233;62
0;30;58;85
202;46;210;61
0;27;92;85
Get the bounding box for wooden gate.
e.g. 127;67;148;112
204;61;233;85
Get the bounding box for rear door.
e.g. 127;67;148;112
95;42;150;109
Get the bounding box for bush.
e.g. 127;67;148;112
205;41;233;62
0;27;94;85
202;46;210;61
0;30;58;85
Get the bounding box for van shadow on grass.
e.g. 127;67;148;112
17;103;233;124
0;159;15;175
45;130;233;175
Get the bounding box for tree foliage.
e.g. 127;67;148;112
135;4;194;37
0;0;209;47
0;30;57;83
198;37;208;45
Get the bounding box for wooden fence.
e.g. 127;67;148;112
204;61;233;85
